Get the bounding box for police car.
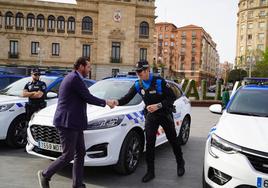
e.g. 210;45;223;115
26;76;191;174
203;78;268;188
0;75;95;148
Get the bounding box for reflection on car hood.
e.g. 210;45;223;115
31;103;143;125
0;94;26;104
216;112;268;153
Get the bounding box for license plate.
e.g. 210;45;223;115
38;141;62;153
257;177;268;188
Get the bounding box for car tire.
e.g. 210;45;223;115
114;131;143;175
6;114;28;148
178;116;190;145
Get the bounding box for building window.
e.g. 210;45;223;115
159;41;162;46
139;21;149;38
67;17;75;33
82;16;93;33
5;11;13;28
192;31;196;37
159;34;162;39
9;40;18;58
36;14;45;31
260;0;266;5
140;48;147;61
258;33;265;40
257;44;264;50
111;42;121;63
248;11;253;18
82;44;91;59
171;42;174;46
248;23;253;29
31;42;39;55
248;34;252;40
171;34;174;38
15;12;24;29
259;22;266;29
112;69;119;77
27;13;35;30
259;10;266;17
52;43;60;56
0;12;2;27
48;15;55;31
165;34;169;39
57;16;65;33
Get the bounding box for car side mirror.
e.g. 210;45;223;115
46;91;58;99
209;104;222;115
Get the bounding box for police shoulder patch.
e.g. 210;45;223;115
166;83;171;88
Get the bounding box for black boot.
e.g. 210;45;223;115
142;164;155;183
177;159;185;177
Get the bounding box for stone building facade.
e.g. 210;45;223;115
236;0;268;69
155;23;219;85
0;0;155;80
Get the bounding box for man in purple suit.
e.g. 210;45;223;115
37;57;114;188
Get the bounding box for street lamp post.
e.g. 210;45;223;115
247;56;255;78
37;47;43;66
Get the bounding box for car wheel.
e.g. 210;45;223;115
178;116;190;145
114;131;143;175
6;114;28;148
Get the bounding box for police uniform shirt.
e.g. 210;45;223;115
24;80;47;104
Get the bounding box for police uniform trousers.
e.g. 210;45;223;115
145;112;183;167
42;127;86;188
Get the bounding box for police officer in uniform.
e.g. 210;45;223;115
114;60;185;183
23;68;47;121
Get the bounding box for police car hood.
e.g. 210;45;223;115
215;112;268;153
32;103;142;125
0;94;26;104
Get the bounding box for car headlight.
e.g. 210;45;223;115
87;115;125;130
0;104;14;112
209;134;241;157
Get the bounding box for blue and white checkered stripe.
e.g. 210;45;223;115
126;111;145;124
16;102;25;108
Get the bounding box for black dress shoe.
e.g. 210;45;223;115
142;172;155;183
177;164;185;176
37;170;50;188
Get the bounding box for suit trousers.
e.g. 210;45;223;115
42;127;86;188
145;112;183;167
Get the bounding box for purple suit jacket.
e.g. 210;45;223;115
53;71;106;130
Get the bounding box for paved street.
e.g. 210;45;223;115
0;107;219;188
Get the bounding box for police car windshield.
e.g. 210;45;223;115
0;76;56;96
227;88;268;117
89;79;142;106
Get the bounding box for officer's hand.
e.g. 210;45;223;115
106;99;116;109
113;100;119;106
146;104;159;113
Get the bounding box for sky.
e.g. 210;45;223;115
41;0;238;63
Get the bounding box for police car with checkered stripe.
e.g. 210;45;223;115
0;75;95;148
204;78;268;188
26;75;191;174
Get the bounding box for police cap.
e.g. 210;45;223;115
31;68;41;75
135;60;149;72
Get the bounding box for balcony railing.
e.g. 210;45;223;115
67;30;75;34
16;26;24;30
26;27;34;31
139;34;149;39
5;25;13;29
82;30;93;35
37;28;45;32
47;28;55;32
9;52;19;59
110;57;122;63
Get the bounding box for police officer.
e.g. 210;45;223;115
23;68;47;121
114;60;185;183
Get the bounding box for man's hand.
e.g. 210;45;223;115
106;99;116;109
146;103;161;113
113;100;119;106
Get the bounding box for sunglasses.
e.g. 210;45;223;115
33;73;40;76
136;69;144;74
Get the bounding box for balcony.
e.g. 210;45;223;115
37;28;45;32
192;35;197;39
15;26;24;30
8;52;19;59
67;30;75;34
26;27;34;31
57;29;65;33
181;35;186;39
5;25;13;29
139;34;149;39
82;30;93;35
47;28;55;32
110;57;122;63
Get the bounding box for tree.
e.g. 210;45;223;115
228;69;247;83
252;48;268;77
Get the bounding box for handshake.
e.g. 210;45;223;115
105;99;119;109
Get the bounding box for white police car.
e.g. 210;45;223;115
0;76;95;148
26;76;191;174
203;78;268;188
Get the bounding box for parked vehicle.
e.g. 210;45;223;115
203;78;268;188
0;75;95;148
26;76;191;175
0;75;25;90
